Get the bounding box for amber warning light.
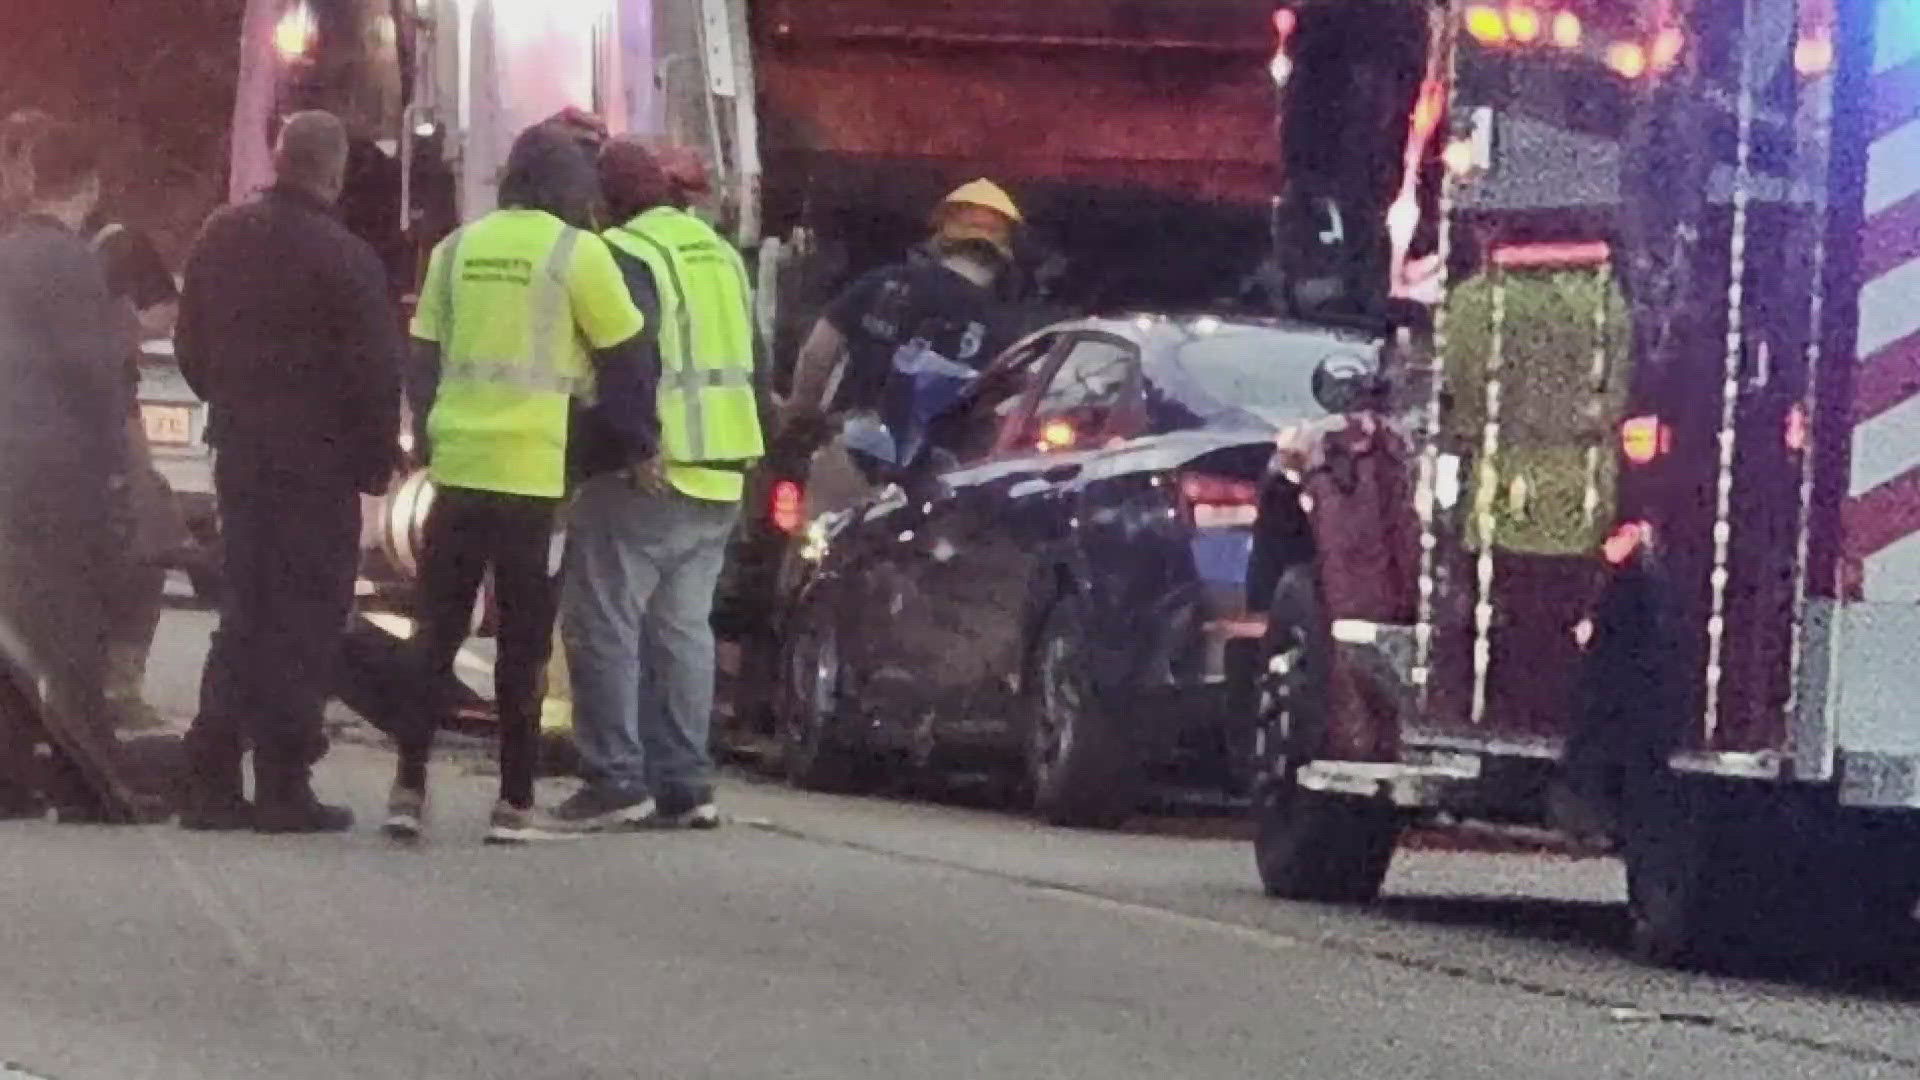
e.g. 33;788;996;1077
1620;416;1672;466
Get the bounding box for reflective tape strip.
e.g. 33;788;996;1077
529;227;581;385
435;226;589;399
619;225;708;458
439;359;586;395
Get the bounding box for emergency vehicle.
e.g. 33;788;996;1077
1248;0;1920;967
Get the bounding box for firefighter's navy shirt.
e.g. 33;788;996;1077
821;259;1010;418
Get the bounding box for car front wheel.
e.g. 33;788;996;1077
1026;596;1142;829
778;592;874;793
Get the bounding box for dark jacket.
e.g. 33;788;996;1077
0;215;133;508
177;184;402;490
0;215;135;684
568;245;664;482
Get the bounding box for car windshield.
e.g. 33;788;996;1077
1141;322;1375;433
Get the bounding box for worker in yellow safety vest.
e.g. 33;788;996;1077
386;122;657;845
550;137;764;832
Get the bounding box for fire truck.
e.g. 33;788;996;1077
1248;0;1920;967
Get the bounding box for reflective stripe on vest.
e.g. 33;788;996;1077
436;225;589;397
615;223;755;464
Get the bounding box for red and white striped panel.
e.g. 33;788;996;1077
1845;1;1920;600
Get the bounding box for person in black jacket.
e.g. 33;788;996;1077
175;111;402;832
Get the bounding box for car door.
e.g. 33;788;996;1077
838;332;1067;746
868;332;1145;750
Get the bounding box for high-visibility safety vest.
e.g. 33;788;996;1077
603;207;764;502
411;208;644;499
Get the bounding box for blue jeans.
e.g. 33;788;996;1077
560;475;740;802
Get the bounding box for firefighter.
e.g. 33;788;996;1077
385;121;655;845
550;138;763;831
779;180;1026;491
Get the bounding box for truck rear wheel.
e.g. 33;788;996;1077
1252;565;1398;903
1621;775;1822;969
1255;779;1399;903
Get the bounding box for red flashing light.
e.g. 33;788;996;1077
1620;416;1671;466
1603;521;1651;566
1785;403;1810;452
1272;7;1297;42
770;480;804;534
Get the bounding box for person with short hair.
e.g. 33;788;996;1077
175;111;403;832
550;139;763;831
0;121;162;823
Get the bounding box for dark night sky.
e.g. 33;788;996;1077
0;0;247;255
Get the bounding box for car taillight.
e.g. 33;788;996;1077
1179;472;1260;529
770;479;804;535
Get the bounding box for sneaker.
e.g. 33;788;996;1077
655;789;720;830
551;785;656;832
382;783;426;841
484;801;580;845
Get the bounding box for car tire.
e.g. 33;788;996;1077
1025;596;1143;829
1250;564;1398;903
779;591;874;793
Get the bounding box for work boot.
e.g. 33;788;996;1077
252;763;353;834
180;744;253;831
179;786;254;831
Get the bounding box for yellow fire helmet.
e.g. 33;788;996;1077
932;178;1023;260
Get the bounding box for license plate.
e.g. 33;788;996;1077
141;403;193;446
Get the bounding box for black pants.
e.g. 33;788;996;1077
0;489;122;812
187;453;360;784
397;486;558;808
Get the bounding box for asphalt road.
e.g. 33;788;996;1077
1;600;1916;1079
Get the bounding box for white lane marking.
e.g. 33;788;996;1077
0;1066;55;1079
